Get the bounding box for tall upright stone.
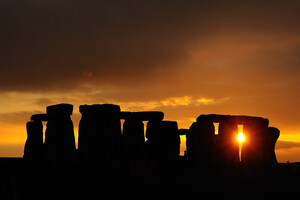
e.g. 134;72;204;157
262;127;280;166
146;121;180;160
78;104;121;161
186;119;215;165
123;117;145;160
218;119;239;166
44;104;75;163
24;120;43;161
242;118;269;166
78;105;94;160
121;111;164;160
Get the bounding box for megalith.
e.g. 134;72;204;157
78;104;95;160
146;120;180;160
78;104;122;161
262;127;280;166
121;111;164;160
44;104;75;163
218;118;239;166
24;120;43;161
122;115;145;160
186;119;215;165
242;117;269;166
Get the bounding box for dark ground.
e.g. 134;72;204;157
1;157;300;199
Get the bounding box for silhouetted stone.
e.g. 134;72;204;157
23;121;43;161
241;119;269;166
262;127;280;166
120;111;164;121
30;114;48;121
146;121;180;160
47;103;73;116
195;114;273;166
123;119;145;160
197;114;231;123
78;105;94;160
186;119;215;165
178;129;189;135
24;104;281;168
233;116;269;127
197;114;269;127
218;119;239;166
78;104;122;161
44;104;75;163
120;111;131;120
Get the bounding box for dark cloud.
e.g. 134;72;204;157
1;0;300;91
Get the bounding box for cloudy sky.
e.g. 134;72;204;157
1;0;300;161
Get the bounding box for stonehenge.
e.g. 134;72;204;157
185;114;279;166
122;111;165;160
24;104;76;163
24;104;280;167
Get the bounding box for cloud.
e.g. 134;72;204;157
0;0;300;92
276;140;300;150
0;111;35;125
118;96;218;111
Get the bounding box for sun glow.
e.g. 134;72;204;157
238;132;245;143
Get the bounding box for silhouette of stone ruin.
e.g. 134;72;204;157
121;111;164;160
24;104;76;163
186;114;279;166
24;104;280;167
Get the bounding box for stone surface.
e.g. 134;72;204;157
218;119;239;166
30;114;48;122
146;121;180;160
24;121;43;161
120;111;164;121
187;120;215;165
123;119;145;160
262;127;280;165
78;104;122;161
46;103;73;117
44;104;75;163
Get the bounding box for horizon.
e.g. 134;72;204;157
0;105;296;163
1;0;300;162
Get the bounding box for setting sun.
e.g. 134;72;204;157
238;132;245;143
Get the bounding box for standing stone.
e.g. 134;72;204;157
78;105;93;160
146;121;180;160
242;118;269;166
187;119;215;165
218;119;239;166
96;104;121;160
44;104;75;163
262;127;280;166
24;120;43;161
123;118;145;160
78;104;122;161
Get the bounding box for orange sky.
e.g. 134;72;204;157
0;1;300;162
